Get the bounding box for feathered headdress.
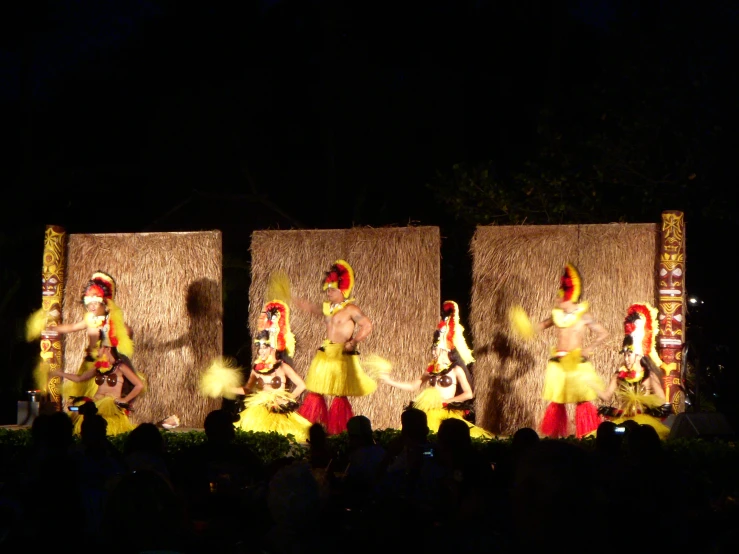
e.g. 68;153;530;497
322;259;355;299
622;302;661;367
84;271;116;303
258;299;295;357
558;263;582;303
433;300;475;365
84;271;134;358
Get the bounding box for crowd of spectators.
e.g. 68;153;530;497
1;409;737;553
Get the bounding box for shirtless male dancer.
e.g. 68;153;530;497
294;259;376;434
511;263;608;438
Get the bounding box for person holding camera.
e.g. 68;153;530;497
50;345;145;435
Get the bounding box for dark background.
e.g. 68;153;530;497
1;1;737;427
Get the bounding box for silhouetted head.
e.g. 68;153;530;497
347;415;374;446
625;424;662;462
33;411;74;451
437;418;472;452
204;409;236;444
81;414;108;445
401;407;429;443
511;427;540;457
595;420;622;456
124;423;165;457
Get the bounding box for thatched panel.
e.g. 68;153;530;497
63;231;223;428
470;223;659;435
250;227;440;430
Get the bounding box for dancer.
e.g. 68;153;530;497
510;263;607;438
43;271;134;358
378;301;492;439
598;303;671;439
49;345;145;435
27;271;134;402
200;300;312;442
294;259;376;434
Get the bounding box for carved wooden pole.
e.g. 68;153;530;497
40;225;67;409
657;211;686;414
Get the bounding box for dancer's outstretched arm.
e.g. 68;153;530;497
49;368;96;382
45;319;87;336
537;316;554;333
293;297;323;317
236;372;258;395
378;372;425;392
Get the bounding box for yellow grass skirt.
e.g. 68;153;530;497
304;341;377;397
412;387;493;439
72;396;134;436
542;349;604;404
236;389;312;442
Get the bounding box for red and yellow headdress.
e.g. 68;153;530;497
83;271;134;358
433;300;475;366
622;302;661;367
90;271;116;299
257;299;295;357
82;271;115;306
322;259;355;299
558;263;582;303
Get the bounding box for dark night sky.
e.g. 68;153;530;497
1;1;738;420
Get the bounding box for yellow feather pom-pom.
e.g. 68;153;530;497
26;309;48;342
33;362;50;392
199;357;244;400
362;354;393;380
267;271;292;305
509;306;535;340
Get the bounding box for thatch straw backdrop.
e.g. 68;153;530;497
63;231;223;427
250;227;440;430
470;223;659;436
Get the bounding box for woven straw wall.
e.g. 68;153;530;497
250;227;440;431
470;223;659;436
63;231;223;428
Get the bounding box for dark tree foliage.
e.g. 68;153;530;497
429;3;736;227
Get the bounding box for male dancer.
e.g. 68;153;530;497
294;259;376;434
510;263;607;438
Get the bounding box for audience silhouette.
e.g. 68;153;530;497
0;406;735;553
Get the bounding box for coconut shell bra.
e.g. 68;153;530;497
253;359;284;389
426;362;454;388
